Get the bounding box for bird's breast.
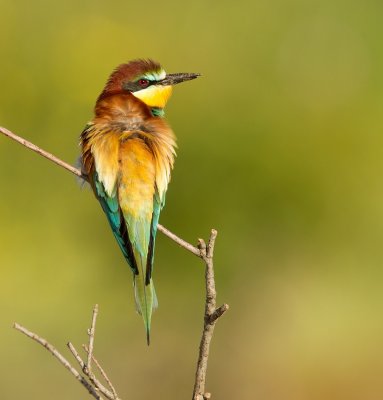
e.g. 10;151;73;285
81;116;176;210
118;138;156;220
90;130;156;193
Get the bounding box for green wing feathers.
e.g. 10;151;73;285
93;174;139;274
93;172;162;344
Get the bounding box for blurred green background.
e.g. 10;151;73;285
1;0;383;398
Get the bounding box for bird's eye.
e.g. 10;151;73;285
138;79;150;88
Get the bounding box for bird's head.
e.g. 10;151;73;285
100;59;200;112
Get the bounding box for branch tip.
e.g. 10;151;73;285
197;239;206;248
208;303;229;324
87;304;99;373
206;229;217;258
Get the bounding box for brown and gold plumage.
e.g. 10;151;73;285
80;59;199;343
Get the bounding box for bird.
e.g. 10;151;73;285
80;59;199;344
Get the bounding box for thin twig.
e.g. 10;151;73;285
192;230;229;400
67;342;86;369
14;316;119;400
87;304;99;372
67;307;118;400
157;224;201;257
0;126;201;257
13;323;102;400
0;126;84;178
207;303;230;325
84;344;119;399
81;306;118;400
87;368;116;400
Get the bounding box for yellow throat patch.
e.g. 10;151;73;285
132;85;173;109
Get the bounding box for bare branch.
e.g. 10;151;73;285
157;224;201;257
87;367;116;399
0;126;84;178
14;310;121;400
206;229;217;259
0;126;201;258
84;344;119;399
87;304;99;372
13;323;102;400
192;229;228;400
197;238;207;258
80;306;119;400
67;307;119;400
4;126;229;399
67;341;86;370
13;229;227;400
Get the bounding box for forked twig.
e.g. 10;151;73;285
193;230;229;400
13;323;102;400
83;344;119;399
15;306;120;400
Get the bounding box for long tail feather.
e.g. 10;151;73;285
134;275;157;345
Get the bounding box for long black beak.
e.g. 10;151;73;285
158;72;201;86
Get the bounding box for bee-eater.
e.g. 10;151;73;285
80;59;199;344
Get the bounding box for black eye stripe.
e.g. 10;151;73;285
123;79;155;92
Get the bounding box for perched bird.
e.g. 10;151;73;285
80;59;199;344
